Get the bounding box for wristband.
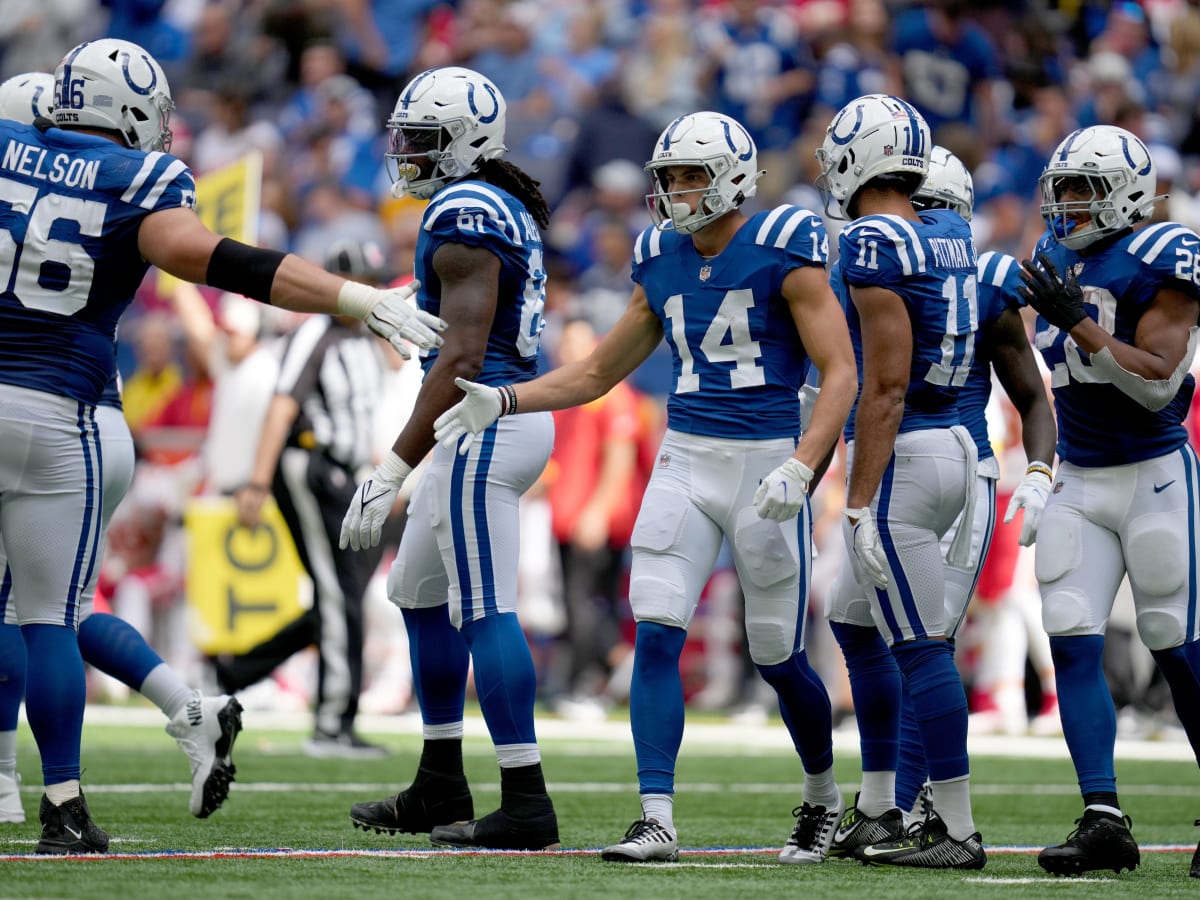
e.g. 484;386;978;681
498;384;518;417
377;450;413;484
1025;461;1053;480
336;280;377;319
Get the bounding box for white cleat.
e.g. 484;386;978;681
601;818;679;862
0;771;24;823
779;795;845;864
166;693;243;817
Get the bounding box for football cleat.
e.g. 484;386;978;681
0;771;24;824
430;805;560;851
35;792;109;855
166;693;243;817
1038;809;1140;876
1190;819;1199;878
350;779;474;835
779;796;845;864
859;811;985;869
828;793;905;858
601;818;679;862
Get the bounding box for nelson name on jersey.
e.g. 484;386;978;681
1;139;100;190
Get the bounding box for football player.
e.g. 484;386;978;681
0;40;443;854
1019;125;1200;878
431;109;858;863
342;67;562;851
817;95;984;869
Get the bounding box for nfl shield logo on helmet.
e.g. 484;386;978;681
883;144;894;156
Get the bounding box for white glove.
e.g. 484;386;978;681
1004;462;1053;546
337;279;446;359
339;451;412;551
433;377;506;453
754;458;814;521
846;506;889;589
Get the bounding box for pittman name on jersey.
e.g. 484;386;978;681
1;140;100;190
928;237;976;269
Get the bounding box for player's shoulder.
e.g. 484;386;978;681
422;179;534;245
842;213;929;274
744;204;826;255
1123;221;1200;265
977;249;1020;287
632;224;685;266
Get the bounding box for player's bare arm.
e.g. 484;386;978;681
1071;285;1199;382
391;242;501;467
988;306;1056;465
847;284;911;511
511;285;664;413
782;265;855;474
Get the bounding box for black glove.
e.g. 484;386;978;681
1018;252;1087;331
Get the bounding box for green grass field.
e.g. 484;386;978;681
1;709;1197;899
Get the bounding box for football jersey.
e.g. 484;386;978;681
632;205;828;439
0;121;196;405
1032;222;1200;467
414;179;545;386
834;209;978;441
960;250;1023;463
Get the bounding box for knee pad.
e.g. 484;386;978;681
1041;587;1098;637
1126;515;1188;599
732;508;799;591
1136;608;1187;652
386;557;447;611
629;575;691;629
1034;511;1083;585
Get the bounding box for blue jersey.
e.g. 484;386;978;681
835;209;978;440
632;205;828;439
0;122;196;405
960;251;1023;462
1032;222;1200;467
414;179;545;386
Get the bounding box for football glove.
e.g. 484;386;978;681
846;506;889;589
337;279;446;359
339;451;412;551
1018;252;1086;332
433;377;506;453
754;458;814;521
1004;462;1053;546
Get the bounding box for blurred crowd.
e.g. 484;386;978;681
12;0;1200;738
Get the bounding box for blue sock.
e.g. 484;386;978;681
1150;641;1200;765
402;606;469;726
0;622;26;732
1050;635;1116;794
895;682;927;812
757;650;833;773
461;612;538;746
891;640;968;781
630;621;687;796
77;613;162;690
831;621;901;771
21;624;85;785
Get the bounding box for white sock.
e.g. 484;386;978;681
640;794;674;833
45;779;79;805
857;770;897;817
0;729;17;777
931;775;975;840
140;664;196;720
423;722;464;740
803;765;841;810
1085;803;1123;820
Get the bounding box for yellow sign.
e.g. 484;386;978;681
158;153;263;294
183;495;310;655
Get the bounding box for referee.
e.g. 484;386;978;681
226;238;391;757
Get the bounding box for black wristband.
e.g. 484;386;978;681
499;384;518;417
206;237;287;304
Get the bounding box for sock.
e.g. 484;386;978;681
1084;799;1123;819
641;794;674;832
803;765;841;811
21;624;84;785
45;779;80;805
410;737;467;792
756;649;834;775
1150;642;1200;764
402;606;469;726
930;774;975;840
1050;635;1116;795
499;762;552;816
895;682;927;814
77;612;163;692
630;621;687;797
831;621;900;814
461;612;538;746
0;622;26;758
139;664;196;720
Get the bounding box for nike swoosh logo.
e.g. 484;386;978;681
359;481;392;509
64;824;82;840
860;842;913;859
1153;480;1176;493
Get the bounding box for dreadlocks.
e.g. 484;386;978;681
476;159;551;230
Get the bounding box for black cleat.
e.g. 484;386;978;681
828;792;905;858
430;806;560;850
35;792;109;855
858;811;985;870
1190;819;1199;879
350;779;473;835
1038;810;1140;876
